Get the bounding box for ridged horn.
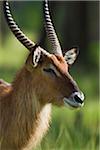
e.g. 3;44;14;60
3;0;35;51
43;0;63;56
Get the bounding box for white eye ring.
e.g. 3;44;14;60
50;64;61;77
43;68;57;76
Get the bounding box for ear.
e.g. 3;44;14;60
64;47;79;65
32;47;42;67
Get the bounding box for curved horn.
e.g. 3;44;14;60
43;0;62;56
3;0;35;51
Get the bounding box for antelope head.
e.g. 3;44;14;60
3;0;84;108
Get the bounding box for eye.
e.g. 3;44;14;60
43;68;57;76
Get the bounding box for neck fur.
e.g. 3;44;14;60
1;67;51;150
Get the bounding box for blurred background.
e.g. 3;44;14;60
0;1;99;150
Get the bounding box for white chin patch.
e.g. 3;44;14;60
63;97;84;109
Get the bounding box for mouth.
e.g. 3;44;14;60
63;92;84;109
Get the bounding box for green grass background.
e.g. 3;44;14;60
0;35;99;150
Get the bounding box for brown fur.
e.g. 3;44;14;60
0;67;51;150
0;51;79;150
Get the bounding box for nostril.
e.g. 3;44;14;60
74;95;83;104
71;92;84;104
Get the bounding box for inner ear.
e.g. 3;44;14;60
32;47;42;67
64;47;79;65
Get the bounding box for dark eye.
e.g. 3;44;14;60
43;68;57;76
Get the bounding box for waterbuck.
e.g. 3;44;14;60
0;0;84;150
